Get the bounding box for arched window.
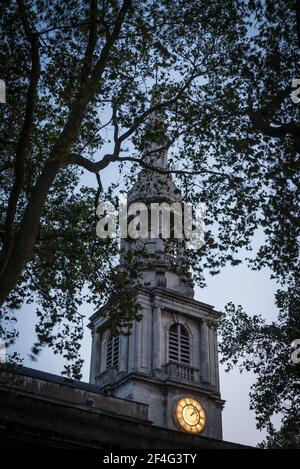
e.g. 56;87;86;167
106;333;120;369
168;323;190;365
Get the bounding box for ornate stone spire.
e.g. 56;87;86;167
121;86;194;298
143;84;169;170
128;86;177;205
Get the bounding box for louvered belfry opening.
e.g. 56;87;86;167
169;323;190;365
106;333;120;369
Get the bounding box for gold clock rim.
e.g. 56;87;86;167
175;397;206;434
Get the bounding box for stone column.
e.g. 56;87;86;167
89;331;96;383
152;303;162;371
200;320;210;384
90;330;101;383
119;334;128;373
209;327;216;386
214;329;220;390
94;330;101;379
128;321;136;372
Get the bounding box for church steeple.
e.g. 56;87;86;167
143;85;169;170
121;87;194;298
89;86;224;440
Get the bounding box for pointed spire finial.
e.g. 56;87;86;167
143;84;169;169
155;64;158;87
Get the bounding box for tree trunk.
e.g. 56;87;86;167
0;159;60;306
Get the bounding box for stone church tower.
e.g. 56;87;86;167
89;98;224;439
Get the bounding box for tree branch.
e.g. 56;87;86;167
69;151;234;181
0;161;14;173
251;122;299;139
248;88;300;148
118;157;235;181
112;102;119;143
95;172;103;212
80;0;98;83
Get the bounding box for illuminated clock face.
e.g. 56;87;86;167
175;397;206;433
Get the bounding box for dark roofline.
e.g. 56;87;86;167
15;366;144;407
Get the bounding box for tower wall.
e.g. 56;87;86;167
88;287;224;439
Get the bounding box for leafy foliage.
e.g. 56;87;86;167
218;284;300;448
